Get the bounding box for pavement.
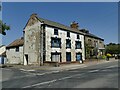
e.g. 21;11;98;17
2;58;117;72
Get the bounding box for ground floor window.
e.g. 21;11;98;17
51;52;61;62
76;53;82;61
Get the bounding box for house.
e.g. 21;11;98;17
0;45;6;64
23;13;85;65
80;29;105;59
6;37;24;64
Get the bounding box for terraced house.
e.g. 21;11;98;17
23;14;85;65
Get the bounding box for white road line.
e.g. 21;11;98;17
20;69;35;72
88;70;99;73
102;69;108;71
23;79;57;88
106;65;118;68
22;73;84;88
1;68;11;71
9;70;60;80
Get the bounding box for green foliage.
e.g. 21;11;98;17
85;43;92;59
0;20;10;35
105;43;120;55
98;55;106;59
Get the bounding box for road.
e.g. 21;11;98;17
1;60;119;88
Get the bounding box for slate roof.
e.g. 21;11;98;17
6;37;24;48
38;17;104;41
86;33;104;41
38;17;85;35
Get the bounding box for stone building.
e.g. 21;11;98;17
80;29;105;59
6;37;24;64
23;14;85;65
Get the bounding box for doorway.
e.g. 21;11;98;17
66;52;71;62
25;54;28;65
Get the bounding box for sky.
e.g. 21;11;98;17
2;2;118;45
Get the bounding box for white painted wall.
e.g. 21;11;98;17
6;46;23;64
45;26;85;62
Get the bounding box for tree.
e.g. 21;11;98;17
85;43;91;59
0;20;10;35
105;43;120;55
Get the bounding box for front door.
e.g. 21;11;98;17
66;52;71;62
76;53;82;61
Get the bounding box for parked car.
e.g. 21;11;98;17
115;54;120;59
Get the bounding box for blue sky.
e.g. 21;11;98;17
2;2;118;45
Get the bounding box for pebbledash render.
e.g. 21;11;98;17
23;14;85;65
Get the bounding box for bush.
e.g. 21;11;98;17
98;55;106;59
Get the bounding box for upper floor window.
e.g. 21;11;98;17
54;29;58;35
75;41;82;49
67;31;70;37
77;34;80;39
66;39;71;48
16;47;19;52
99;41;102;43
88;39;91;41
51;37;61;48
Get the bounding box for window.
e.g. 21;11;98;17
51;53;61;62
67;31;70;37
66;39;71;48
54;28;58;35
75;41;82;49
76;53;82;61
51;37;61;48
77;34;80;39
16;47;19;52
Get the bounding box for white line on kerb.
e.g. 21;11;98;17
22;73;84;88
88;70;99;73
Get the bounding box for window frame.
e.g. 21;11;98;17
54;28;58;35
77;34;80;39
67;31;70;37
51;37;61;48
16;46;19;52
66;39;71;49
75;41;82;49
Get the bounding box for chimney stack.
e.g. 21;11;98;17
70;21;79;29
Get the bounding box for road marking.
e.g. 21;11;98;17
20;69;35;72
22;73;84;88
101;69;108;71
88;70;99;73
1;68;11;71
23;79;57;88
8;70;60;80
106;65;118;69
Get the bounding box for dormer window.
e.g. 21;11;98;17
54;29;58;35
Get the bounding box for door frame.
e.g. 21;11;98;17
66;52;71;62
